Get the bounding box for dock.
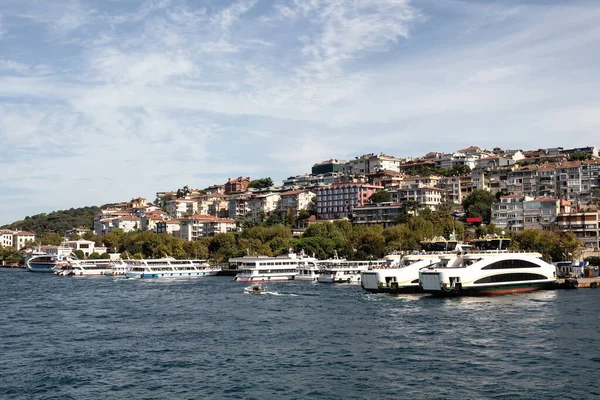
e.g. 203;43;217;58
556;277;600;289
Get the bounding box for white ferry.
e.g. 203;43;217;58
294;254;322;282
318;259;387;284
230;250;317;282
419;237;557;296
125;259;220;279
56;259;129;277
361;239;460;294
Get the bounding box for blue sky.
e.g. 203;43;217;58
1;0;599;225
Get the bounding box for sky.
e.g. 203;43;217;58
1;0;599;225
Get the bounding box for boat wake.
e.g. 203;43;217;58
266;291;299;297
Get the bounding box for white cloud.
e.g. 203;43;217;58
0;0;599;224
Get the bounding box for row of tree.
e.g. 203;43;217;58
30;208;580;263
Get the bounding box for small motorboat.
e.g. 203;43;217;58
244;284;267;294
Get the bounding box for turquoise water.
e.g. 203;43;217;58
1;268;599;399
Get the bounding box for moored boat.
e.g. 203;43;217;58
318;259;387;284
230;250;317;282
419;237;557;296
125;259;220;279
361;238;460;294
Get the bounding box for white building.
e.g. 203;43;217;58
13;231;36;250
278;190;315;214
156;220;181;236
179;215;237;241
343;153;402;175
63;239;107;257
491;195;533;231
249;193;281;221
390;186;446;210
166;198;198;218
112;216;141;232
0;230;14;247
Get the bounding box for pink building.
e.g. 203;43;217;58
316;183;383;220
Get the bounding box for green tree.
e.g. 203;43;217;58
38;232;64;246
568;152;592;161
73;250;85;260
462;189;496;223
248;177;274;190
369;190;391;203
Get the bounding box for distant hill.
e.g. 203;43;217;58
2;206;100;235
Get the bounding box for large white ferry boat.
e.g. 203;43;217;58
318;259;387;284
56;259;129;277
419;237;557;296
26;243;74;273
125;259;220;279
230;250;318;282
361;238;459;294
294;255;322;282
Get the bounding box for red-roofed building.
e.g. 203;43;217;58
225;177;251;194
278;189;315;215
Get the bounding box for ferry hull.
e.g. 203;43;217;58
27;263;57;273
362;284;422;294
425;282;555;297
126;270;220;279
233;276;295;283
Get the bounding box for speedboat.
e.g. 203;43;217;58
244;284;267;294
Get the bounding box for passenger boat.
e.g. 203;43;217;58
230;250;317;282
318;259;387;284
56;260;129;277
26;242;74;273
294;258;322;282
244;284;267;294
418;237;557;296
361;238;460;294
124;259;220;279
26;254;73;273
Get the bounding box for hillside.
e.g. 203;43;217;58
2;206;100;235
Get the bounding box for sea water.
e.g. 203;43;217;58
1;268;599;399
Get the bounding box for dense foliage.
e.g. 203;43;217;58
248;177;274;190
2;206;100;235
462;189;496;223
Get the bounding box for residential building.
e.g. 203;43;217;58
491;195;532;231
367;170;406;188
228;194;252;220
197;194;230;218
311;159;346;175
523;198;560;230
316;183;383;220
437;175;472;204
112;216;141;233
390;186;446;210
179;215;237;241
249;193;281;221
65;227;91;237
13;231;36;250
204;184;225;194
225;176;251;194
556;210;600;249
506;165;538;197
343;153;402;175
555;161;583;200
63;239;107;257
352;202;404;227
156;220;181;236
402;175;442;188
278;190;315;215
282;173;340;187
166;198;198;218
1;230;14;247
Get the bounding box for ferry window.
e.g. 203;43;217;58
474;273;548;284
482;260;540;270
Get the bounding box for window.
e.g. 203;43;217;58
482;259;541;270
474;273;549;284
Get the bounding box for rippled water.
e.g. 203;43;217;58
1;268;600;399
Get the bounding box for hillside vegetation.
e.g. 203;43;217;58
2;206;99;235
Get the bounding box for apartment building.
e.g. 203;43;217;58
343;153;402;175
228;194;251;220
225;177;251;194
352;202;404;227
491;195;532;231
179;215;236;241
390;186;446;210
248;193;281;221
156;220;181;236
166;198;198;218
278;190;315;215
556;210;600;249
437;176;472;204
316;183;383;220
523;198;561;230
